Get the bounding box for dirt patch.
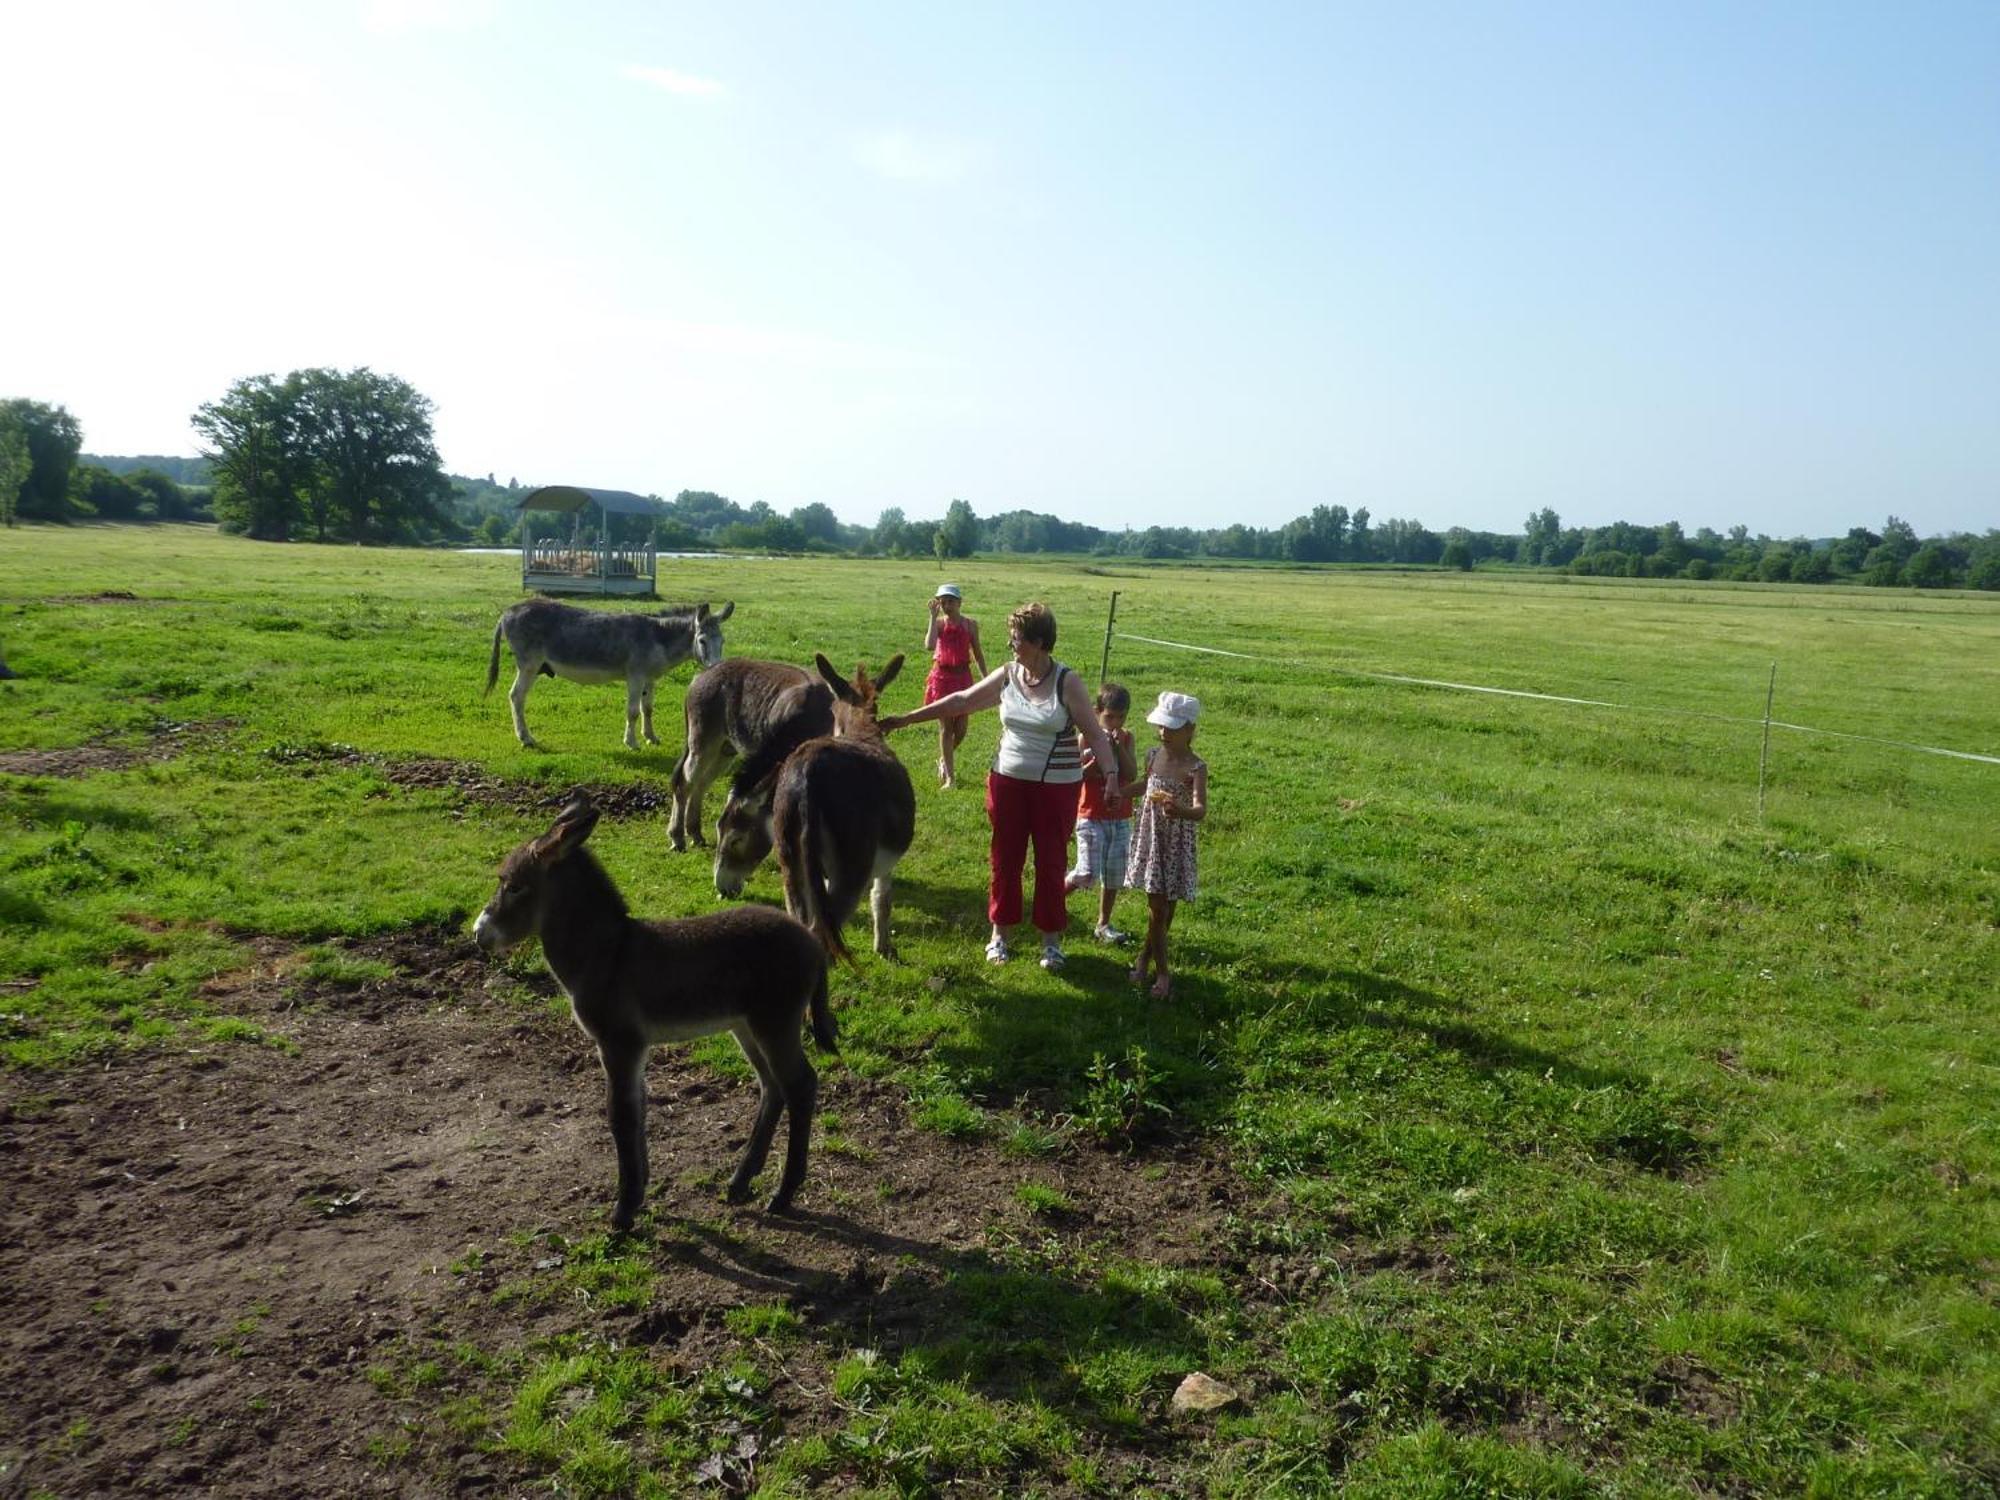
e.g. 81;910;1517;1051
0;927;1275;1497
0;720;234;779
270;741;670;820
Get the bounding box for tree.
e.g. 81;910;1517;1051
1440;538;1473;570
0;409;30;527
938;498;979;559
193;368;448;543
1966;537;2000;592
70;464;145;519
1521;507;1562;565
0;399;83;521
193;375;300;539
125;467;197;521
1902;544;1953;589
1348;507;1373;562
1860;545;1905;587
1830;527;1879;576
288;367;449;542
789;502;842;546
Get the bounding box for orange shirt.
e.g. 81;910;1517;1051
1076;727;1134;821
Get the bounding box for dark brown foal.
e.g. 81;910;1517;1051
474;796;835;1227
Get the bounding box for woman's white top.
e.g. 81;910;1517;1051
993;662;1082;783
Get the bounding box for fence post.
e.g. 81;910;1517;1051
1099;590;1120;685
1757;661;1777;819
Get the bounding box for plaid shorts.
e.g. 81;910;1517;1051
1068;816;1132;891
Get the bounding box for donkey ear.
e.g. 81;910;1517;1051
814;652;859;704
873;653;905;693
713;601;734;623
695;602;710;620
543;796;600;858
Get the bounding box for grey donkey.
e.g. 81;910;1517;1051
486;598;733;750
472;795;835;1227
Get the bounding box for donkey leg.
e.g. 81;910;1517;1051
726;1029;786;1204
623;677;644;751
508;664;540;748
669;741;709;850
667;754;692;850
768;1043;818;1215
870;875;895;959
640;680;661;745
600;1040;652;1230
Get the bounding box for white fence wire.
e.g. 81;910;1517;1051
1112;631;2000;768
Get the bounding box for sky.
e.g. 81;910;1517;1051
3;1;1996;540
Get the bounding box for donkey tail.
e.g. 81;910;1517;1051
808;965;838;1053
484;619;504;696
787;779;854;968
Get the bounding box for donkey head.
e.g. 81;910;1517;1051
813;653;905;739
474;795;602;954
713;781;775;899
687;601;735;669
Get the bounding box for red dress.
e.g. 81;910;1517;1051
925;616;975;705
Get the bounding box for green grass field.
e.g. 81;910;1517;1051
2;523;1996;1495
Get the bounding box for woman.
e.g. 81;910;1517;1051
881;601;1117;972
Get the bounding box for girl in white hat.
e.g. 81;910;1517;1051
1127;690;1207;1000
921;584;986;789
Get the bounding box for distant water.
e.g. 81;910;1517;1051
457;548;757;560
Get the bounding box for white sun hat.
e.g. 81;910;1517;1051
1146;691;1201;729
935;583;963;599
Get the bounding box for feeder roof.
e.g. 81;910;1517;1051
516;486;667;517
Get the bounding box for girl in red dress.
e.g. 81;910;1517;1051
923;584;987;788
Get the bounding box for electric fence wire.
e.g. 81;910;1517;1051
1112;631;2000;768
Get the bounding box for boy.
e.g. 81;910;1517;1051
1065;682;1139;943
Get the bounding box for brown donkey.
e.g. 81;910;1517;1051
473;796;835;1226
717;654;915;962
667;656;835;864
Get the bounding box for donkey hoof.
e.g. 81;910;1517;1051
764;1193;798;1216
611;1206;638;1232
725;1181;754;1205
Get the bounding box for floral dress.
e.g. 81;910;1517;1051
1126;748;1202;900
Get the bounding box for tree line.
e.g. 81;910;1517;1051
6;377;1996;590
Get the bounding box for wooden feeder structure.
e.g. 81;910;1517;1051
515;485;666;598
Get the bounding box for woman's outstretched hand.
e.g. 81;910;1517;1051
878;713;906;732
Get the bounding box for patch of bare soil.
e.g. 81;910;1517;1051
44;591;161;606
270;742;669;821
0;720;235;779
0;927;1274;1498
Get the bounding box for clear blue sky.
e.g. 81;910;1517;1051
4;0;1996;538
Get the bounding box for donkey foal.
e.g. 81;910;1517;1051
474;796;835;1226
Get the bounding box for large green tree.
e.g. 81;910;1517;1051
193;368;448;543
193;374;302;539
0;410;31;527
0;399;83;521
287;367;449;542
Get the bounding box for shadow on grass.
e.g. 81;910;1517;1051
933;927;1707;1175
2;792;163;834
646;1208;1208;1435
